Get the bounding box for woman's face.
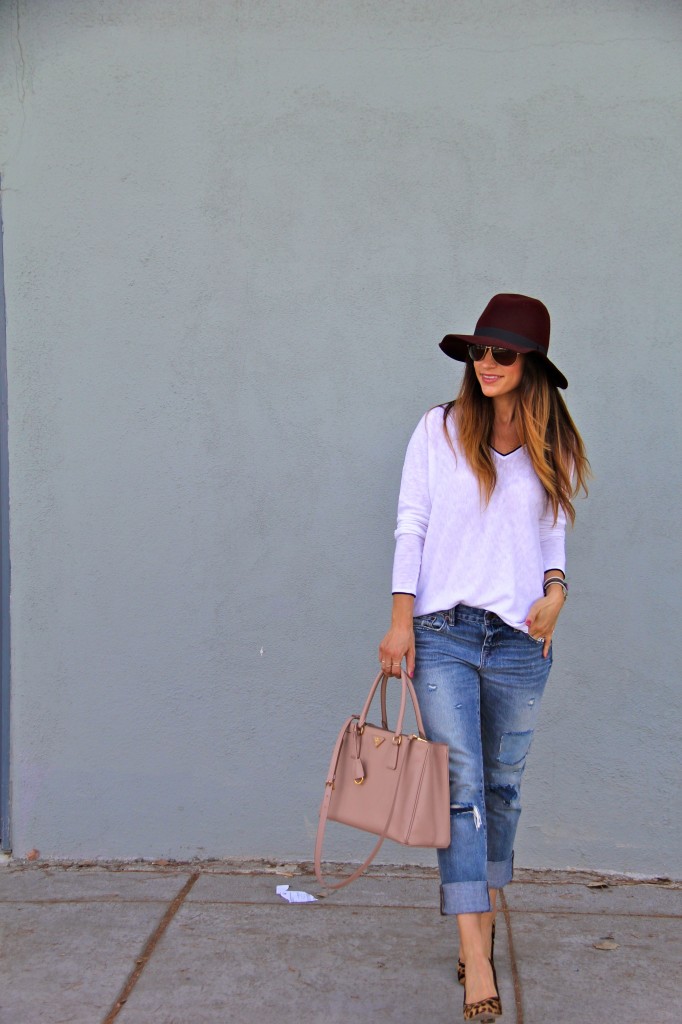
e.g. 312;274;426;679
473;348;525;400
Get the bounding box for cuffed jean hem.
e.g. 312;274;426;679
440;881;491;916
487;857;513;889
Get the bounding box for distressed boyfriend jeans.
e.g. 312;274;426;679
412;603;552;915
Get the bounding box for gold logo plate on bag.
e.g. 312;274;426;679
373;737;385;747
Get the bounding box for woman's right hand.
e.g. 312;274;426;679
378;623;415;678
379;594;416;677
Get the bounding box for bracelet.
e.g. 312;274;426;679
543;576;568;601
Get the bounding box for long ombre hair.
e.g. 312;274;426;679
442;354;590;525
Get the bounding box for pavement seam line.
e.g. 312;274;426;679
101;870;200;1023
500;887;524;1024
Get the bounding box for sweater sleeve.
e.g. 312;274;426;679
538;500;567;574
391;414;432;595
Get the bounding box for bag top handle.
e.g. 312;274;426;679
380;671;426;738
358;668;426;739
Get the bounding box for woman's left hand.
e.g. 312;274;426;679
525;591;565;658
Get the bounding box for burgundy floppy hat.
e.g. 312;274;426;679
440;293;568;389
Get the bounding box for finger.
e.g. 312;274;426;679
543;634;552;659
407;643;415;678
380;654;399;676
379;645;395;668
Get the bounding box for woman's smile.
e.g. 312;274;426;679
475;352;525;396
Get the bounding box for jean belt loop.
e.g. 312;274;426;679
449;604;457;627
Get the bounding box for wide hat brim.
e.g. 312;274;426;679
440;332;568;389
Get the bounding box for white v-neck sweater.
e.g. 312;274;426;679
392;407;566;631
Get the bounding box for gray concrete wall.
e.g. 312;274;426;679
0;1;680;875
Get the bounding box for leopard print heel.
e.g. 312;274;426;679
462;994;502;1022
462;957;502;1022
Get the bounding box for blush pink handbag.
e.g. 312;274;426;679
314;667;450;890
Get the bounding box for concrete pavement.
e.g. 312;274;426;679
0;859;679;1023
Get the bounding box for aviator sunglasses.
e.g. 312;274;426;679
467;344;519;367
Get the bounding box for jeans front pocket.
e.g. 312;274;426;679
514;626;544;646
414;611;447;633
526;632;545;645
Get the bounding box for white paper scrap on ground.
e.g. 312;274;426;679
276;884;317;903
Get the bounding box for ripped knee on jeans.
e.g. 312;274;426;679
451;803;482;829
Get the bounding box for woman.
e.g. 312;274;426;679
379;294;589;1022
